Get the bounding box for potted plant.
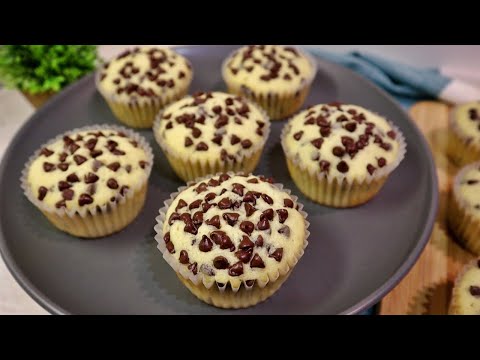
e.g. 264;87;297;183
0;45;98;108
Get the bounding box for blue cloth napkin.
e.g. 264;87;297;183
306;48;480;109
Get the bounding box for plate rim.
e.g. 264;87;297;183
0;45;438;315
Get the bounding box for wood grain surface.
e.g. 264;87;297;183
379;101;475;315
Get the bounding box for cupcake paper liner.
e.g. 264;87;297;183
153;98;271;183
94;61;193;129
20;124;154;238
153;171;310;309
221;46;318;121
447;107;480;167
281;119;407;207
448;258;480;315
448;161;480;255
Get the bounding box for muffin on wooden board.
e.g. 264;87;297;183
449;259;480;315
447;102;480;166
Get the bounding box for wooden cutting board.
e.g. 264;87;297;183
379;101;475;315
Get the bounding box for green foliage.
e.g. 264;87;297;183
0;45;98;94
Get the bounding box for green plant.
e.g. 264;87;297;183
0;45;98;94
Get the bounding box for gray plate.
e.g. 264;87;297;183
0;45;437;315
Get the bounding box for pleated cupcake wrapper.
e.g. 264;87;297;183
95;66;193;129
221;46;318;120
153;96;271;183
448;161;480;256
447;107;480;167
280;118;407;207
20;124;154;237
448;258;480;315
154;171;310;296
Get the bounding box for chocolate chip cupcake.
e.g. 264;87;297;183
153;91;270;182
448;102;480;166
449;259;480;315
21;125;153;238
281;103;406;207
96;47;193;128
448;161;480;255
221;45;317;120
154;173;309;309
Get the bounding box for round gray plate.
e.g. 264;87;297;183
0;45;437;315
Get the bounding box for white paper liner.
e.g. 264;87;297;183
449;258;480;315
281;114;406;187
448;161;480;255
448;106;480;166
20;124;154;220
94;47;193;128
153;171;310;296
152;94;271;181
221;46;318;120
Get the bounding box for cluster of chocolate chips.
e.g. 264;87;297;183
37;131;148;209
100;47;191;99
469;260;480;297
468;107;480;131
227;45;305;82
162;92;265;161
292;102;396;175
164;174;295;278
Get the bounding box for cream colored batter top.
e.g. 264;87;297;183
162;174;306;286
283;103;401;180
452;102;480;143
222;45;315;93
454;260;480;315
97;47;192;104
27;129;150;212
155;92;268;163
457;166;480;219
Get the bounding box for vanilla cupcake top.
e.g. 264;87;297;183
154;92;269;163
453;259;480;315
222;45;316;93
161;173;307;288
452;102;480;143
26;127;152;213
97;47;192;103
283;103;403;180
455;163;480;218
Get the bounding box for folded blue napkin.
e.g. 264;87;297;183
306;48;480;109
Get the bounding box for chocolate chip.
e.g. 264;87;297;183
284;199;294;208
228;262;244;276
126;164;133;174
58;181;71;191
231;183;245;197
231;135;241;145
319;160;330;173
184;221;198;235
333;146;345;157
87;184;96;196
235;249;253;264
184;137;193;147
63;135;74;145
38;186;48;201
173;200;187;214
72;155;86;166
192;212;203;227
311;138;324;149
196;142;208;151
293;131;304;141
189;199;202;210
317;116;329;127
203;193;216;203
213;256;229;270
195;182;208;194
387;130;396;140
166;241;175;254
78;193;93;206
163;232;170;244
212;134;223;146
244;203;256;217
239;235;254;250
276;209;288;223
378;158;387;168
250;254;265;268
40;148;54;157
179;250;189;264
246;280;255;287
218;197;232;209
169;212;181;225
43;162;56;172
212;105;222;114
320;127;331;137
56;163;68;172
256;128;264;136
107;162;120;172
243;192;256;205
120;185;129;196
278;225;290;237
240;221;254;235
367;164;376;175
192;127;202;139
469;286;480;297
269;248;283;262
90;149;103;158
104;178;118;190
345;122;357;132
55;200;66;209
223;212;240;226
337;161;349;173
84;172;99;184
59;152;68;162
261;194;273;205
255;235;264;247
256;217;270;231
165;122;173;130
261;208;274;221
241;139;252;149
380;142;392;151
219;174;231;183
66;173;79;183
202;202;214;212
467;180;479;185
215;115;229;129
111;149;124;156
198;235;213;252
60;188;74;201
